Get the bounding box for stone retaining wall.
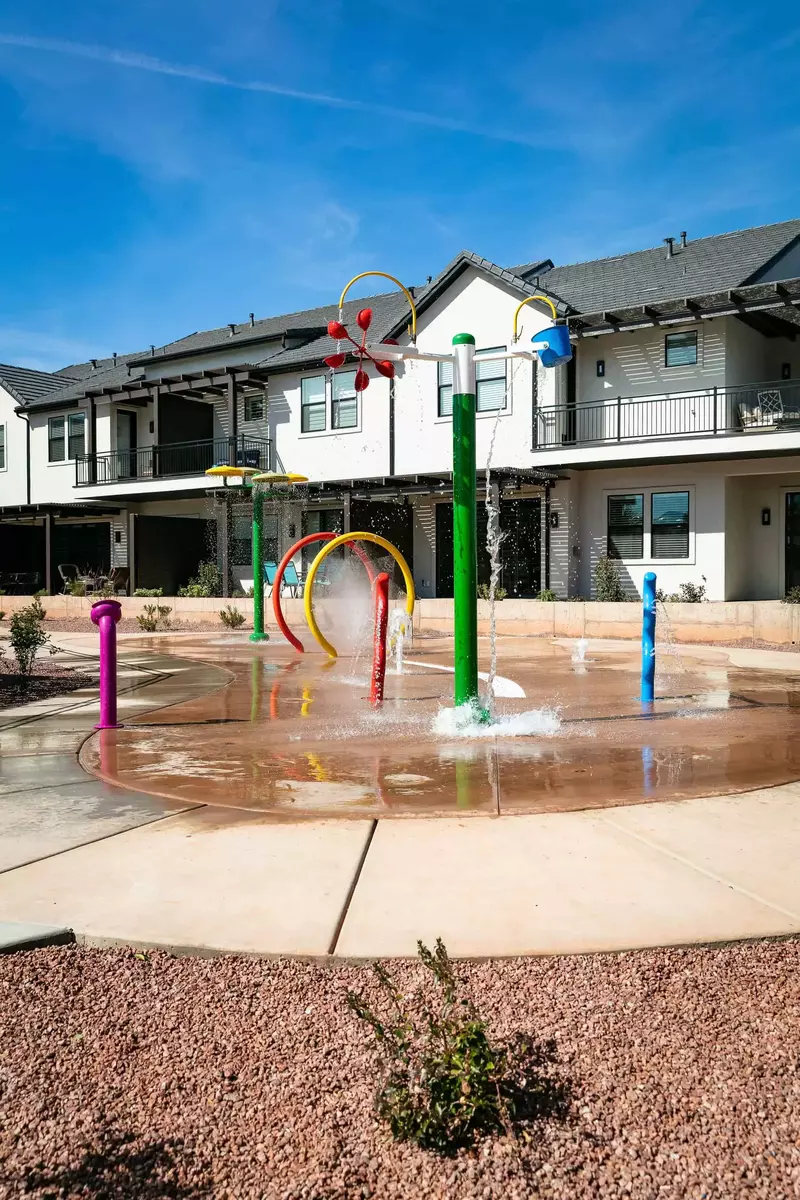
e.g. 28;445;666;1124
3;594;799;645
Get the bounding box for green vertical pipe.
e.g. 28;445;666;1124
452;333;478;707
249;485;269;642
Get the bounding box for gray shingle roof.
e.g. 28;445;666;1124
0;363;79;405
518;219;800;315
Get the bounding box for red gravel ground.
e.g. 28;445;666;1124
1;941;799;1198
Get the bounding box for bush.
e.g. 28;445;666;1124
783;587;800;604
594;555;628;602
477;582;507;601
136;604;172;633
6;600;52;675
657;577;707;603
219;605;245;628
66;580;86;597
536;588;558;601
346;938;566;1155
133;588;164;598
178;560;221;598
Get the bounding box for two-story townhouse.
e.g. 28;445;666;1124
2;217;800;602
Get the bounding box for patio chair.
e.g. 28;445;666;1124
282;561;302;598
94;566;130;596
264;562;279;597
57;564;97;594
758;390;784;421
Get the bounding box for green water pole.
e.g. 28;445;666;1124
452;333;478;707
249;485;269;642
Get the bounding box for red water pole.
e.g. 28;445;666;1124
370;572;390;708
91;598;122;729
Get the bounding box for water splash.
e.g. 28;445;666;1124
571;637;589;663
434;701;560;739
388;607;410;675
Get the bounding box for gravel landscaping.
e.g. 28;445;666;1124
1;940;799;1198
0;663;95;711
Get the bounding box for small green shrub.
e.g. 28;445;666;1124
346;938;566;1155
29;595;46;622
594;555;628;602
133;588;164;598
657;577;707;603
178;560;221;598
219;605;245;628
536;588;558;601
136;604;172;633
6;600;51;675
477;583;507;601
783;587;800;604
67;580;86;597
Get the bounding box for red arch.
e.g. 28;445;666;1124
272;532;377;652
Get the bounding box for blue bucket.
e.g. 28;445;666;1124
532;322;572;368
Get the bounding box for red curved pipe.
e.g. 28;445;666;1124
272;532;376;652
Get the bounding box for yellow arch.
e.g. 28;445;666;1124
303;532;415;659
338;271;418;342
512;294;558;341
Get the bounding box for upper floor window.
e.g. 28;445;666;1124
438;360;453;418
48;413;86;463
244;391;265;422
665;330;697;368
476;346;507;412
332;370;358;430
0;424;5;470
301;375;326;433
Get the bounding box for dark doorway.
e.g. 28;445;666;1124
117;411;138;478
134;515;216;593
435;497;541;598
53;522;110;576
157;395;215;476
0;521;45;590
301;509;343;574
786;493;800;594
351;499;413;593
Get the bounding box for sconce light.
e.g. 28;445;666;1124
114;530;121;544
549;511;559;529
782;363;792;380
596;360;605;377
289;523;296;538
149;421;155;433
762;507;771;526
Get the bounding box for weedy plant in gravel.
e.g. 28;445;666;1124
219;604;246;628
136;604;173;633
347;938;567;1155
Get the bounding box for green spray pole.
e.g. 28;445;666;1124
249;484;269;642
452;333;478;708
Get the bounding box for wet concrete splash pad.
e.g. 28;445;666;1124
78;634;800;819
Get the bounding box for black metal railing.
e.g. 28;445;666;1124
75;436;271;486
533;379;800;449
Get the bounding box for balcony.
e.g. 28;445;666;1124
75;436;272;487
534;379;800;449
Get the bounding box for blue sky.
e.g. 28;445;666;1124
0;0;798;370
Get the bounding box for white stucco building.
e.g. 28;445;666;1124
2;218;800;601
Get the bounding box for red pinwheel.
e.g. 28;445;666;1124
325;313;403;392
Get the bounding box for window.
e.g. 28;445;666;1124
332;370;358;430
0;424;5;470
607;494;644;559
476;346;507;412
651;491;689;559
301;375;326;433
244;391;265;422
438;359;453;417
49;413;86;462
665;330;698;367
232;509;278;565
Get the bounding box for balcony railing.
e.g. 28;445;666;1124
534;379;800;449
75;436;271;487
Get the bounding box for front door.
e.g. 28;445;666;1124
117;411;137;478
786;493;800;593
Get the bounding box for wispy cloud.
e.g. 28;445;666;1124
0;32;550;150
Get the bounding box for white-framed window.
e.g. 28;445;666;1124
48;412;86;463
606;488;691;562
665;330;698;368
0;424;5;470
438;359;453;417
244;391;265;422
332;370;358;430
476;346;507;412
301;375;326;433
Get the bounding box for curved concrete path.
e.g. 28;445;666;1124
0;633;799;958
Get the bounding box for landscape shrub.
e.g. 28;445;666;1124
477;582;507;601
219;605;245;628
136;604;172;633
347;938;566;1155
133;588;164;598
656;577;708;603
783;587;800;604
536;588;558;601
178;561;221;598
6;599;52;675
67;580;86;597
593;555;628;602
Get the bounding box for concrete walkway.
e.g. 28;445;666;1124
1;634;799;958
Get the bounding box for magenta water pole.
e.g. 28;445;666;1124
91;599;123;729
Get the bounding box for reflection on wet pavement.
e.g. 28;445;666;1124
80;635;800;819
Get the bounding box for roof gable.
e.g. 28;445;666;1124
0;363;78;406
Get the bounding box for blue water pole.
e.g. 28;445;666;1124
641;571;657;702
